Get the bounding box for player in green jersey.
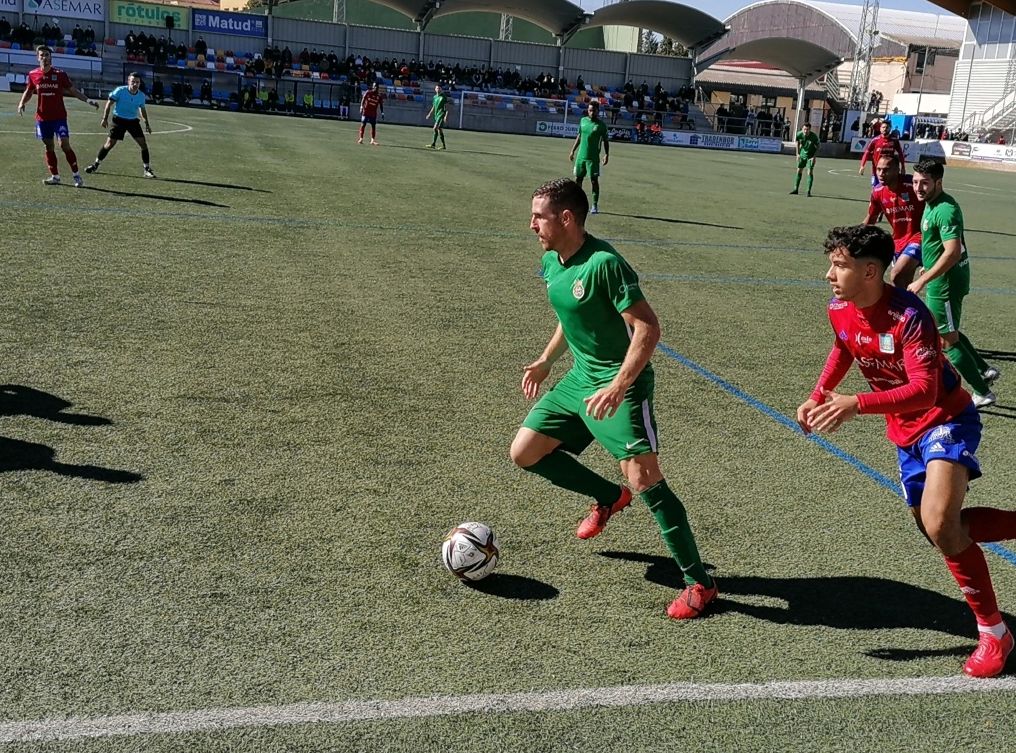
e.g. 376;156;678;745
910;159;999;408
568;101;609;214
790;122;820;196
510;178;717;620
425;84;450;150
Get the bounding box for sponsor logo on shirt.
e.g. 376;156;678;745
572;279;585;300
855;333;873;346
878;333;895;354
838;330;848;341
929;442;946;454
928;425;953;443
915;345;937;362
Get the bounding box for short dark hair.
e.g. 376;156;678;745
875;154;900;169
823;225;894;269
802;121;811;128
36;45;52;55
587;100;600;110
913;158;944;180
532;178;589;224
128;71;142;80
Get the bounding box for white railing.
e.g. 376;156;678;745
981;87;1016;130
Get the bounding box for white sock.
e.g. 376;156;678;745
978;621;1008;640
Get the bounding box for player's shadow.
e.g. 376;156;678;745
599;551;1013;647
0;436;142;483
382;144;516;158
808;194;870;203
968;228;1016;238
83;185;229;208
979;403;1016;420
464;573;558;601
0;384;110;425
597;212;742;230
110;174;271;193
1;385;142;483
978;349;1016;362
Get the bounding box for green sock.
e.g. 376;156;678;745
524;450;621;506
807;172;814;192
592;189;600;205
794;172;802;190
959;332;990;373
641;481;712;587
431;132;438;146
945;342;991;395
439;132;445;146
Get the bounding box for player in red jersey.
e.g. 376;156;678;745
16;45;99;187
864;155;923;288
858;121;907;187
797;224;1016;679
357;82;384;146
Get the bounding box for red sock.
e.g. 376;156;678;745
64;148;79;173
943;542;1001;627
963;506;1016;543
45;150;59;175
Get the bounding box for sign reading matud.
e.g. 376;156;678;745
192;10;267;38
110;0;190;31
0;0;20;11
24;0;105;21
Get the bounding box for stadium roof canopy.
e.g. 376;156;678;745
809;1;966;50
369;0;726;46
583;1;727;49
696;0;964;83
369;1;590;39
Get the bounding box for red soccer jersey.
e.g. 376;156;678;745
867;177;924;253
810;286;971;447
860;134;906;171
360;90;383;118
25;67;74;122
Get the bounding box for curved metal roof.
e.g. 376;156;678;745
584;1;727;49
809;1;965;50
369;0;589;37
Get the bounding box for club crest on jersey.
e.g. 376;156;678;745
572;278;585;300
879;333;895;353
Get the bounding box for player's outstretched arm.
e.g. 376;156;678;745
67;85;98;108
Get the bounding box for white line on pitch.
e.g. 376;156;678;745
2;675;1016;743
959;183;1001;190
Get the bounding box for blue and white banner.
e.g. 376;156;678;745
1;0;19;12
192;10;267;38
25;0;105;21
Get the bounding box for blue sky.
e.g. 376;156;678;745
577;1;951;17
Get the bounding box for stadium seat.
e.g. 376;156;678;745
320;72;329;80
186;60;196;69
0;41;9;49
107;38;118;46
11;43;21;50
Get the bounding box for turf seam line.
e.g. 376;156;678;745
654;343;1016;568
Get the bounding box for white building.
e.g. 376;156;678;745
947;1;1016;137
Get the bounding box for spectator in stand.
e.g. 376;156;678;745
0;18;12;41
302;90;314;117
195;36;207;57
199;80;212;106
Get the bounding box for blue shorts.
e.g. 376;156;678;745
36;119;69;141
897;406;982;508
897;242;922;265
360;115;377;125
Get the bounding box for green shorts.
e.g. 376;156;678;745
797;156;816;170
925;293;964;335
573;158;600;180
522;369;658;460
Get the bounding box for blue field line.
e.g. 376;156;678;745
655;342;1016;568
642;272;1016;297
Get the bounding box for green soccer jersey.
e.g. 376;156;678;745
796;130;819;157
921;191;970;298
542;235;650;385
575;116;609;162
432;93;449;121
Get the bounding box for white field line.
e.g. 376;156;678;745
0;120;193;137
2;675;1016;743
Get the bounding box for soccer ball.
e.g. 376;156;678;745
442;522;500;581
